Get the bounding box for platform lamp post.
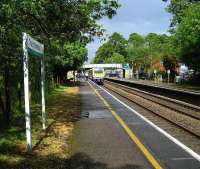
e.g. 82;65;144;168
22;33;45;153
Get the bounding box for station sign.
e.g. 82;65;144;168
27;35;44;57
123;63;130;70
23;33;46;153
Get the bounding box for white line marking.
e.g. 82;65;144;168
89;80;200;162
171;157;194;161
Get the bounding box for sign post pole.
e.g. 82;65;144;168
23;33;45;152
154;70;157;83
167;69;170;84
23;32;32;153
27;34;45;130
41;56;46;130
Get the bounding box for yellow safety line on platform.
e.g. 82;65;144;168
88;82;163;169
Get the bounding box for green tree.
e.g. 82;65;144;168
145;33;161;67
127;33;147;70
128;33;144;47
174;2;200;71
163;55;179;80
0;0;120;126
94;32;127;63
128;32;177;75
145;33;171;67
164;0;200;28
105;53;125;63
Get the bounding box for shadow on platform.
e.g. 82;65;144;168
0;152;143;169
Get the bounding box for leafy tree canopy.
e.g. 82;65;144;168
127;32;177;72
174;2;200;70
94;32;127;63
0;0;120;125
164;0;200;28
127;33;146;66
104;52;125;64
128;33;144;48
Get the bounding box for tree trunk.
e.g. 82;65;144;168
17;81;22;110
4;63;11;126
56;75;59;85
132;61;134;79
0;92;5;116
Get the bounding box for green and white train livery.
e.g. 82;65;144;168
88;68;104;85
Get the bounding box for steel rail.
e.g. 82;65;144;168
105;80;200;120
104;81;200;138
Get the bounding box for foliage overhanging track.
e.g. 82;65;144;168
104;80;200;138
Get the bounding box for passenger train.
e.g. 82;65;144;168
87;68;121;85
88;68;105;85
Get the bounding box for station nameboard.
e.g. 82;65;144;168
123;63;130;70
27;35;44;57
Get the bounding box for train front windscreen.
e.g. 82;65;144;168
93;69;104;85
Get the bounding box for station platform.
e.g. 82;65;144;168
71;80;200;169
104;78;200;106
113;78;200;94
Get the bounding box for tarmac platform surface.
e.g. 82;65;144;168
71;80;200;169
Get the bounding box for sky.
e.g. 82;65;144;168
86;0;171;63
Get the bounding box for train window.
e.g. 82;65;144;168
94;69;103;73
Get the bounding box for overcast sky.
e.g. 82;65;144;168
87;0;171;63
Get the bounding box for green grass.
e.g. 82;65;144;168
0;85;81;169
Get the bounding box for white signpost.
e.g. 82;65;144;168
154;69;157;82
167;69;170;84
23;33;45;153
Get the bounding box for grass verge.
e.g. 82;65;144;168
0;85;80;169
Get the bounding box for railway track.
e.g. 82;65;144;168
104;80;200;138
105;78;200;106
